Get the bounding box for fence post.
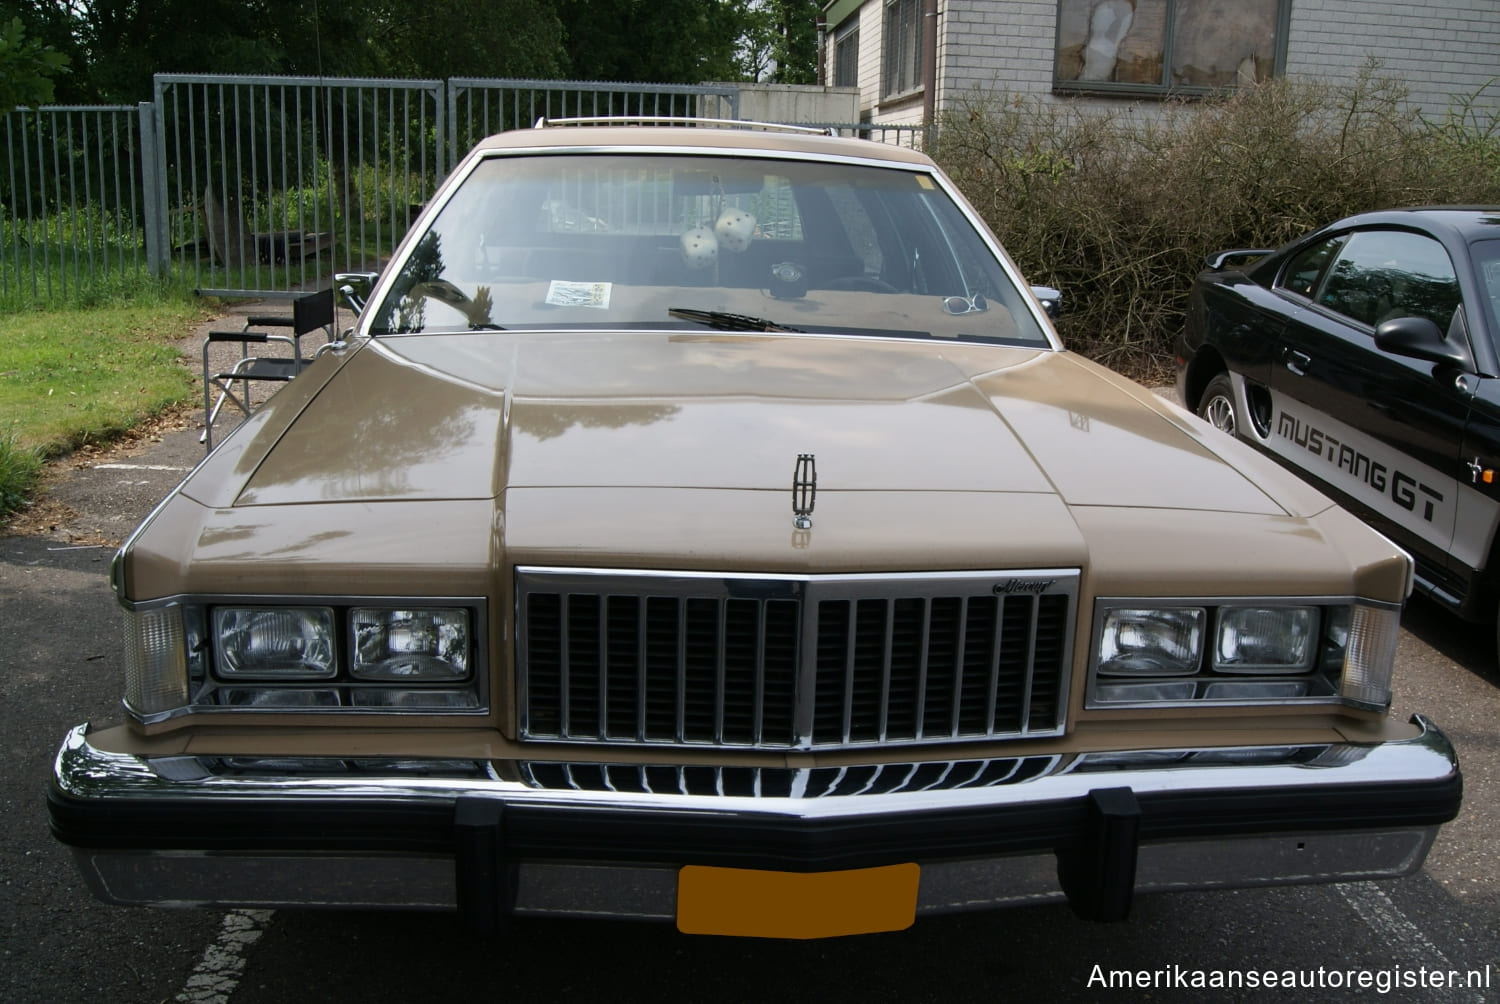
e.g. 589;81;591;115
137;100;168;278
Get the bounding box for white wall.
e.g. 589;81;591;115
826;0;1500;122
1283;0;1500;118
939;0;1060;109
736;84;861;123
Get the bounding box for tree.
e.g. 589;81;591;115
3;0;566;103
0;15;67;107
737;0;821;85
1;0;377;103
344;0;566;81
556;0;746;84
1;0;812;103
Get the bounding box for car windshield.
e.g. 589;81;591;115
368;151;1050;347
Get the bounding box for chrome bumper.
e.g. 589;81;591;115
49;716;1462;928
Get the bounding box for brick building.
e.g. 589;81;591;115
822;0;1500;125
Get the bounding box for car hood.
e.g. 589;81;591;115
195;331;1308;517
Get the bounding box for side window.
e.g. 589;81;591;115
1317;230;1460;330
1278;236;1343;298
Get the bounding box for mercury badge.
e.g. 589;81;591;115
792;454;817;530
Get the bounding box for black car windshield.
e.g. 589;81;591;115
368;152;1050;347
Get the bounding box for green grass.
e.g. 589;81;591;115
0;432;43;518
0;291;217;520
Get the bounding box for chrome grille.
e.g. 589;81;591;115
518;568;1077;750
519;757;1063;797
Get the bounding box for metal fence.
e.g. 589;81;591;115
2;104;152;302
820;122;928;148
155;74;445;297
3;74;925;305
448;79;740;155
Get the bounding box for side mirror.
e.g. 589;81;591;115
334;271;380;314
1374;315;1469;370
1031;285;1062;320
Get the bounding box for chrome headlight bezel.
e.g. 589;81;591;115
119;594;487;724
1086;596;1399;711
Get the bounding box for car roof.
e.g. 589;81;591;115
469;122;938;170
1320;206;1500;242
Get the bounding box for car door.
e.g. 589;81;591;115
1262;227;1468;582
1452;237;1500;606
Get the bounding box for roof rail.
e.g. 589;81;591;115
532;115;838;136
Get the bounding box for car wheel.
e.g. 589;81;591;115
1197;373;1237;436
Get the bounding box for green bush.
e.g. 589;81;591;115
0;433;44;521
931;71;1500;381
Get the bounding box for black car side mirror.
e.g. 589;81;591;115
1031;285;1062;319
1374;315;1469;370
334;271;380;314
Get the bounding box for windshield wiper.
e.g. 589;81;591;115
668;307;802;333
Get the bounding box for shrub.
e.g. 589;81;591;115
931;71;1500;381
0;434;44;521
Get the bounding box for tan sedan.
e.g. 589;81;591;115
49;121;1460;940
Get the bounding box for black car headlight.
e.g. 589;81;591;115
1087;598;1399;711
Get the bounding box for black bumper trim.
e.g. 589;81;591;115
48;770;1463;872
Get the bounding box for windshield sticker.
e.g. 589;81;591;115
546;281;612;309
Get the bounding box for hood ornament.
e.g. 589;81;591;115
793;454;817;530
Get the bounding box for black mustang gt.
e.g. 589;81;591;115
1177;207;1500;645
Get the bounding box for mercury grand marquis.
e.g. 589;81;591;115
47;120;1462;939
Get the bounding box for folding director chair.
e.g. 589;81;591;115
201;287;336;450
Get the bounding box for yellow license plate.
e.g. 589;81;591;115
676;863;920;939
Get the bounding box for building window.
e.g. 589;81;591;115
834;21;860;89
1055;0;1288;95
883;0;923;99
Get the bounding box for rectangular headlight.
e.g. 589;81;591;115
351;607;470;681
1213;606;1316;673
213;607;336;679
1097;607;1204;676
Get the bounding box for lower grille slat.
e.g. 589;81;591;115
519;569;1076;750
521;756;1065;797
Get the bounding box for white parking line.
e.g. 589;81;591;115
1337;882;1483;1002
92;463;193;472
173;909;274;1004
